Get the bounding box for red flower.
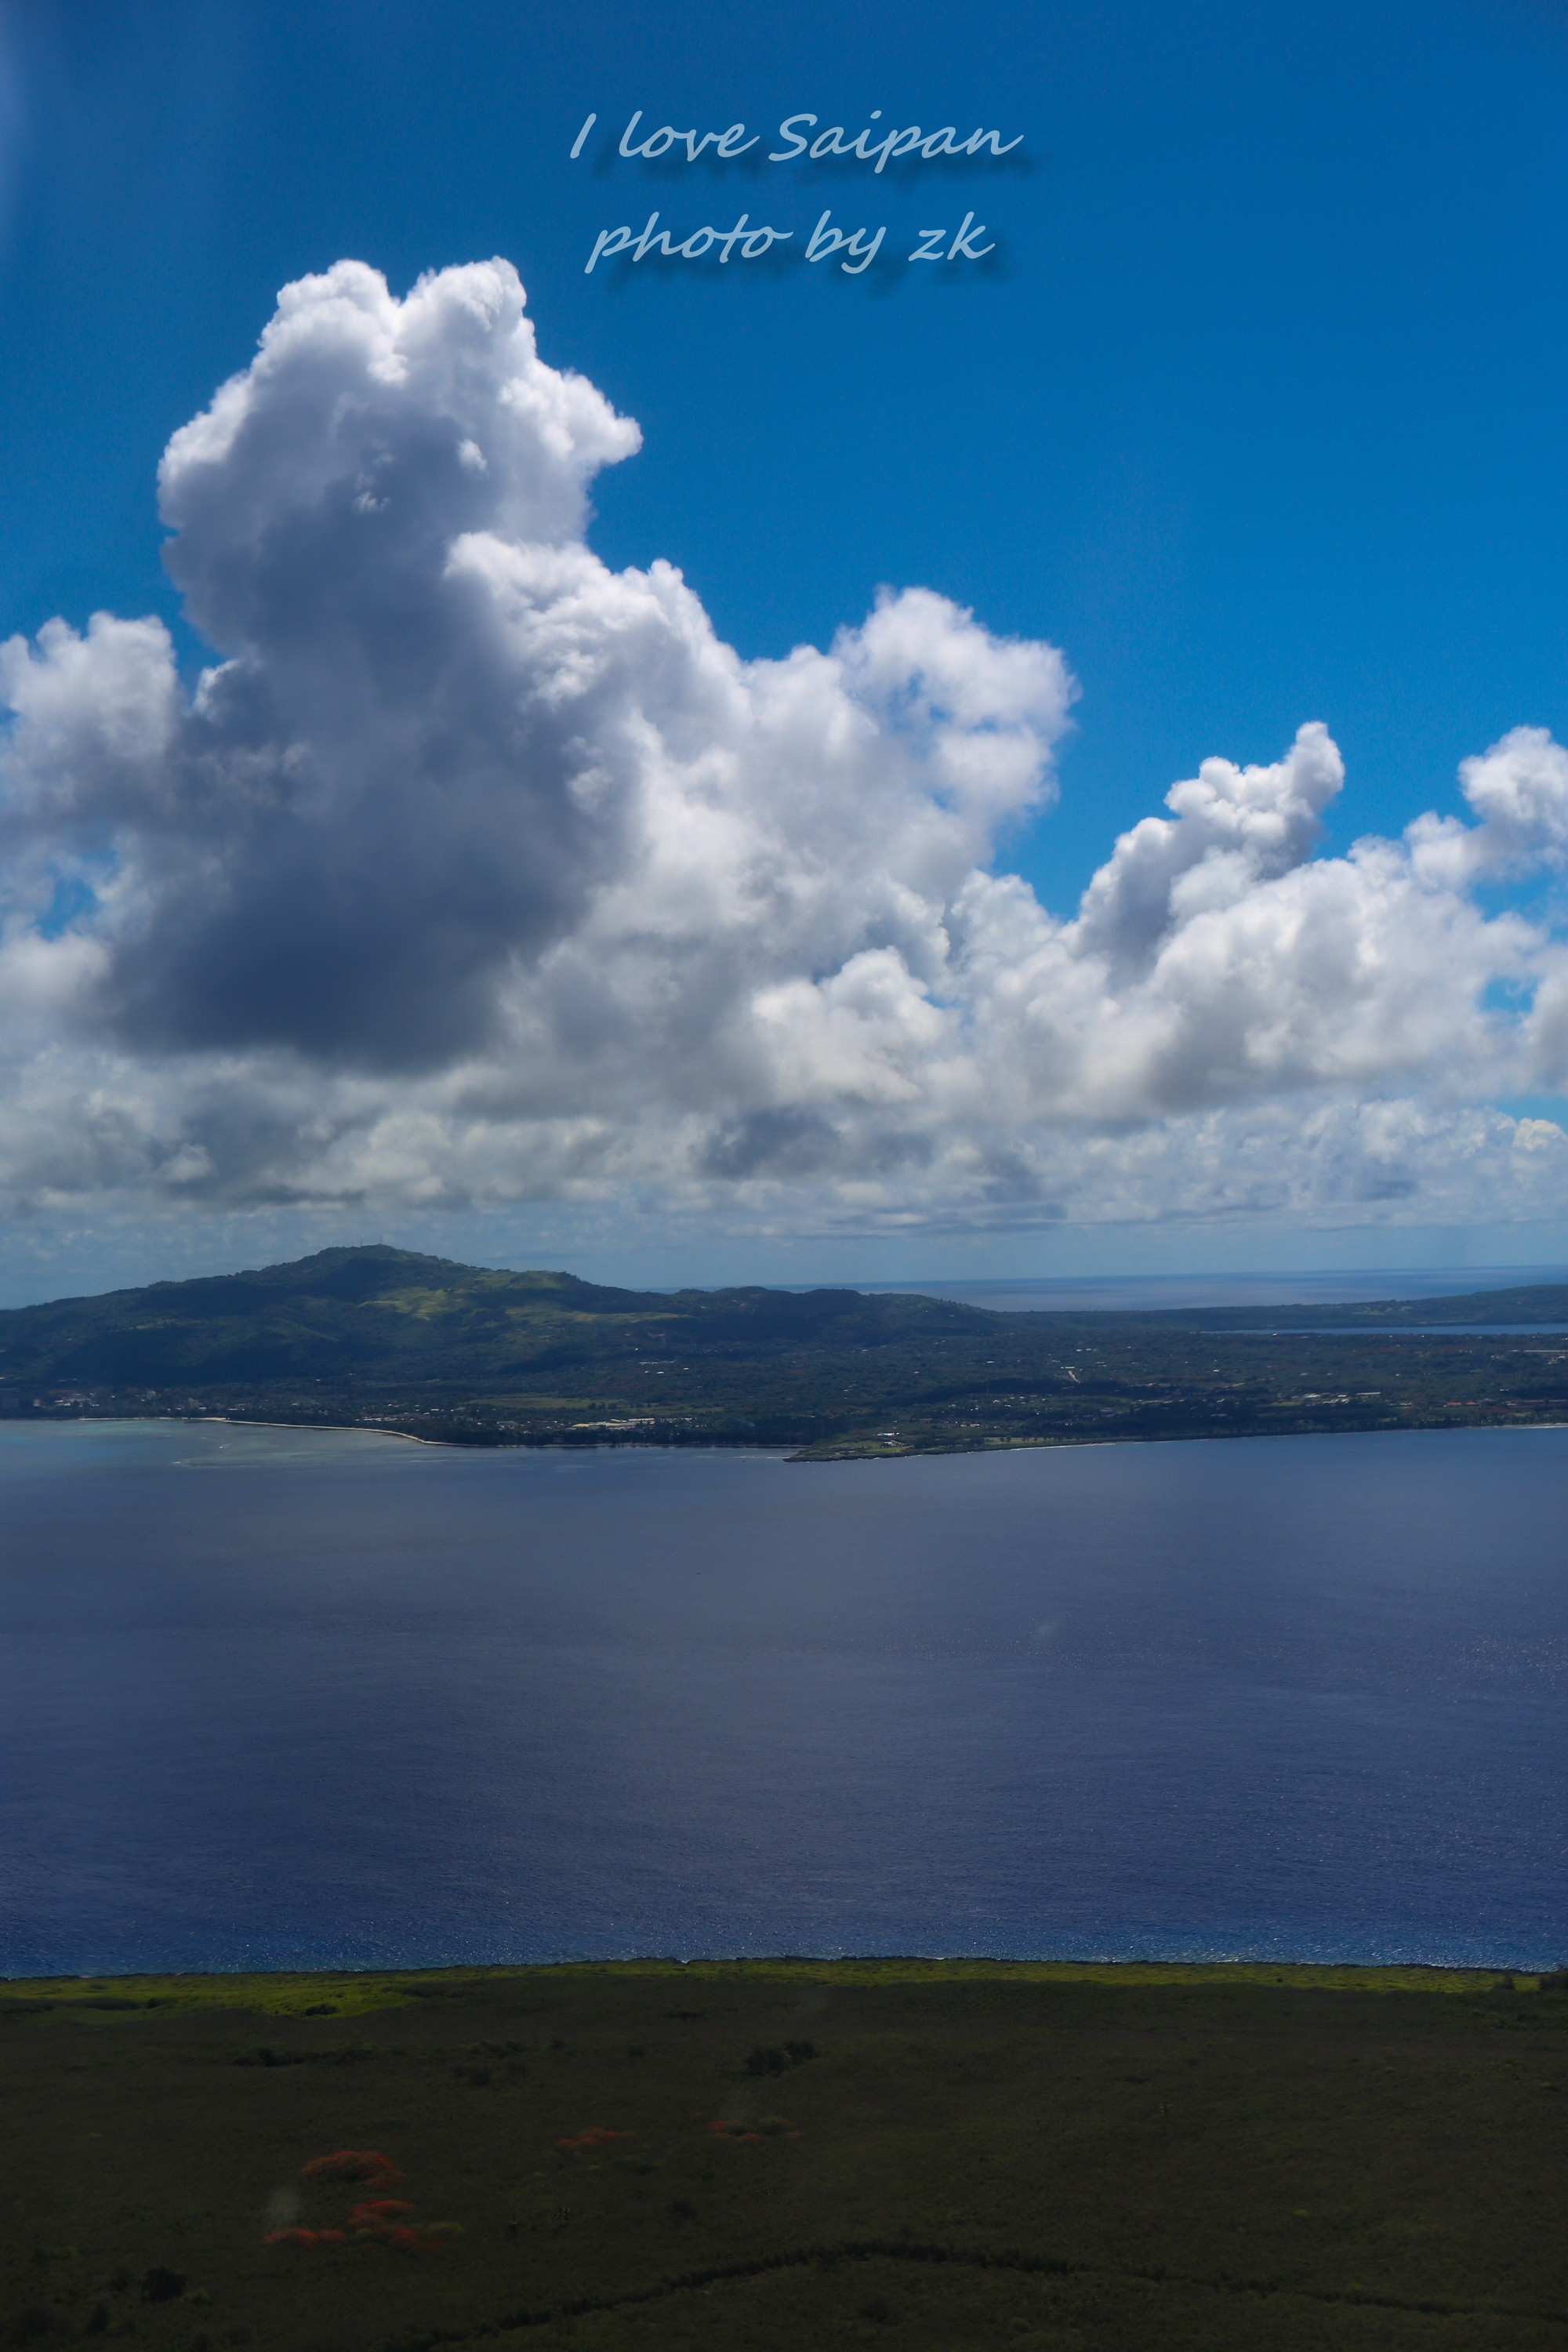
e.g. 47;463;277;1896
387;2227;451;2255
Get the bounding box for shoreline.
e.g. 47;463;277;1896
8;1409;1568;1462
0;1957;1552;2016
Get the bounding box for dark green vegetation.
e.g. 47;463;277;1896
2;1962;1565;2350
4;1247;1568;1459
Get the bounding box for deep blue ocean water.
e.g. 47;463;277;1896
0;1419;1563;1976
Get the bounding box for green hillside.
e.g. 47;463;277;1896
2;1961;1565;2352
3;1247;1568;1457
0;1246;993;1388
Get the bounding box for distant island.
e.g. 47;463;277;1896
2;1246;1567;1457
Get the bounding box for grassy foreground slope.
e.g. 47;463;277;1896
4;1246;1568;1457
1;1962;1565;2351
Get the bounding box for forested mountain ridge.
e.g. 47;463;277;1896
0;1247;995;1388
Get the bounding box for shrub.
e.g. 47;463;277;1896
387;2225;459;2256
299;2150;405;2186
746;2041;815;2074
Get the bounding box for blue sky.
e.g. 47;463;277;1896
2;0;1568;1295
6;0;1567;901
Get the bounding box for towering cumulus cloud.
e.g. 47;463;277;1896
2;257;1567;1241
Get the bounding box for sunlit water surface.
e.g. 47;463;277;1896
1;1420;1563;1973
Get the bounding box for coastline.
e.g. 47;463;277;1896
1;1956;1551;2013
9;1408;1568;1461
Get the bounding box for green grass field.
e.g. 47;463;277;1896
2;1962;1565;2350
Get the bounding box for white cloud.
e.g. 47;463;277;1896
3;256;1568;1252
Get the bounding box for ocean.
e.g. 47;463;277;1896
1;1418;1563;1975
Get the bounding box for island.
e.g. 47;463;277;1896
2;1244;1566;1458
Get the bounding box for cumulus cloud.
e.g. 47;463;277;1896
3;255;1568;1244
